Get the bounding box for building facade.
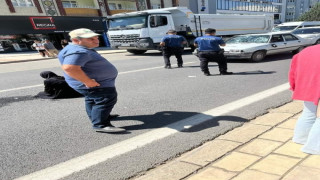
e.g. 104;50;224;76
285;0;320;22
180;0;286;24
0;0;176;52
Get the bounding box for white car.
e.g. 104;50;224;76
291;27;320;45
223;32;311;62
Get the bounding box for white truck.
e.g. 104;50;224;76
106;7;274;54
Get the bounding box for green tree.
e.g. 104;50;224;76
298;3;320;21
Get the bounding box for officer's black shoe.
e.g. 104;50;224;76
204;72;211;76
164;65;172;69
178;64;183;68
220;71;233;75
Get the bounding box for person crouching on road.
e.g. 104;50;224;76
289;44;320;154
58;28;125;133
194;28;233;76
160;30;187;69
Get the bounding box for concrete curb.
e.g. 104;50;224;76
131;101;320;180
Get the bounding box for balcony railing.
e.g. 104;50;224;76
63;5;99;9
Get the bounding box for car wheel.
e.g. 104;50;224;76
127;49;147;54
250;51;266;62
292;46;304;54
315;39;320;45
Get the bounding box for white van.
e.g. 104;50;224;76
272;21;320;32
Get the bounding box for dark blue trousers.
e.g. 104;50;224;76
75;87;117;128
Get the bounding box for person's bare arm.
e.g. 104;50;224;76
61;64;100;88
160;42;165;47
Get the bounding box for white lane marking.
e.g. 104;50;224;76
0;84;43;93
14;83;290;180
0;62;196;93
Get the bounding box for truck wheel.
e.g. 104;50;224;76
127;49;147;54
251;51;266;62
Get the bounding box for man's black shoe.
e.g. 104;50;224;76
220;71;233;75
107;114;120;120
178;64;183;68
164;65;171;69
204;72;211;76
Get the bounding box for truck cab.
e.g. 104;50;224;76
107;11;175;54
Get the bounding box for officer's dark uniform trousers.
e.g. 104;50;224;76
163;47;183;66
198;51;227;73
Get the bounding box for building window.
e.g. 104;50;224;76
151;4;161;9
11;0;34;7
108;3;116;10
62;1;77;8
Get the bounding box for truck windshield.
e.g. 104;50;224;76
272;26;298;32
108;15;147;30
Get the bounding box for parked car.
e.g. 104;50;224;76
272;21;320;32
291;26;320;45
223;32;311;62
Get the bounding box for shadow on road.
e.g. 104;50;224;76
232;70;276;75
113;111;248;132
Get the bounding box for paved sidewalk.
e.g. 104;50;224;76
132;101;320;180
0;47;127;64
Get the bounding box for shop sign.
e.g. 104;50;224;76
29;17;56;30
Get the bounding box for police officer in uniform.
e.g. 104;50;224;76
194;28;233;76
160;30;187;69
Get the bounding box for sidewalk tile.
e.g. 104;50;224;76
274;141;307;158
179;140;241;166
300;155;320;169
217;124;271;143
278;118;298;130
283;166;320;180
250;154;301;175
187;167;236;180
250;113;293;126
238;139;282;156
134;161;200;180
269;101;302;114
259;128;293;142
232;170;280;180
212;152;260;172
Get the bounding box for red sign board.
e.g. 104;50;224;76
29;17;56;30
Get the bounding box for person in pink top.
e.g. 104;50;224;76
289;44;320;155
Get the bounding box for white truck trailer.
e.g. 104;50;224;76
106;7;274;54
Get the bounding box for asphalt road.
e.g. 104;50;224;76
0;50;293;180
